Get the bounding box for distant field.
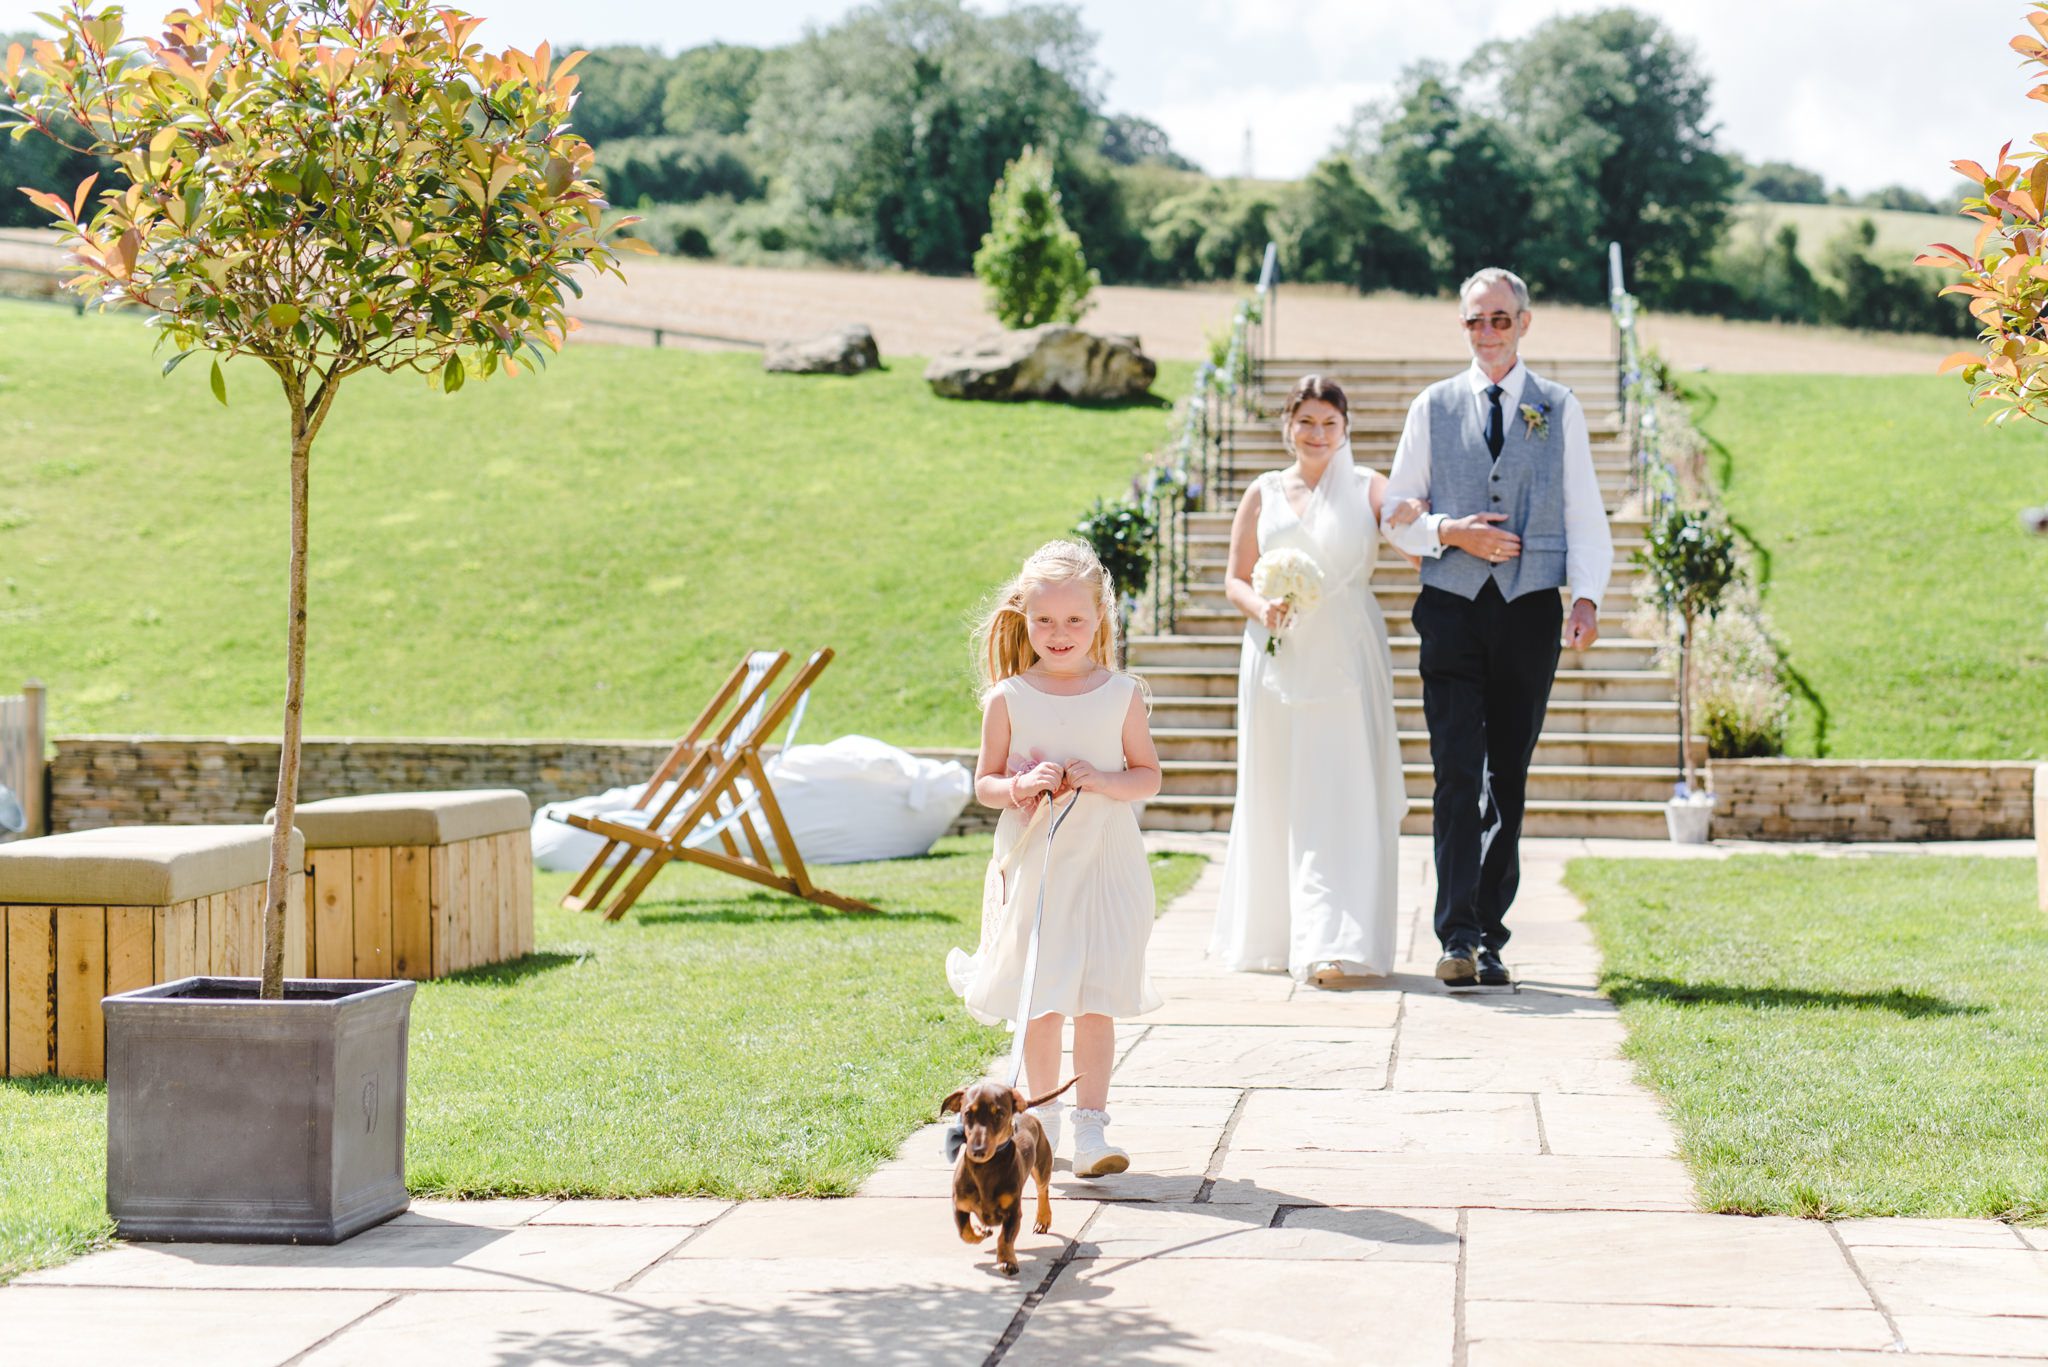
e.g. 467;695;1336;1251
0;300;1188;746
1729;201;1960;270
1692;373;2048;760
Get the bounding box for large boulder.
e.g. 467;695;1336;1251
924;325;1156;403
763;323;881;376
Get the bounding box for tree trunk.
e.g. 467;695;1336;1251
260;395;313;1000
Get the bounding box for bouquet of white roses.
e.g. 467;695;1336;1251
1250;548;1324;655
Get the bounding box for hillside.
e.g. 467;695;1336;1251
1729;201;1959;271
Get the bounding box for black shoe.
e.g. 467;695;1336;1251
1435;945;1478;982
1476;947;1510;987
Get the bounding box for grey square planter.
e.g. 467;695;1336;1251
104;976;415;1244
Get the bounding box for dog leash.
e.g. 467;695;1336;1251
946;787;1080;1161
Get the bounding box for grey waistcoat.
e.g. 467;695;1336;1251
1417;369;1571;602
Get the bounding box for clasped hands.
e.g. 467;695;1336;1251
1004;753;1104;806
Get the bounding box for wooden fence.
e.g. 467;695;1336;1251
0;682;47;842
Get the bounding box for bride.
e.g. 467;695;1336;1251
1209;374;1411;986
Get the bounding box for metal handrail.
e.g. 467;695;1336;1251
1135;243;1280;634
1608;241;1680;522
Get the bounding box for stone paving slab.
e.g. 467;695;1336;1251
1230;1088;1543;1156
1894;1312;2048;1358
1206;1153;1697;1210
1851;1245;2048;1318
1464;1300;1897;1351
1468;1345;2007;1367
296;1286;1032;1366
1535;1092;1679;1158
1113;1024;1394;1089
1464;1210;1873;1310
2;1287;393;1367
1003;1257;1456;1366
1834;1217;2036;1250
20;1222;689;1293
1075;1201;1461;1263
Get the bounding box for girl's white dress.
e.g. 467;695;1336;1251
1210;444;1404;980
947;673;1162;1025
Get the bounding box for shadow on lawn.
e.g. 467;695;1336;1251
631;893;958;927
1603;974;1982;1018
438;952;586;986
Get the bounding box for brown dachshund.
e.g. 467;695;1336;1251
940;1075;1080;1275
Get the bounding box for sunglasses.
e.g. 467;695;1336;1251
1461;312;1520;333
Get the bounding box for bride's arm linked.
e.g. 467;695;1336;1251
1369;473;1427;571
1223;482;1291;633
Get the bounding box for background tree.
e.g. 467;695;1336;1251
1738;159;1828;205
663;42;764;136
1098;113;1196;171
974;144;1096;328
1;0;639;997
1278;156;1431;294
1474;9;1735;302
564;44;670;142
747;0;1096;272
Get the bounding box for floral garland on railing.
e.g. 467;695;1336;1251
1610;283;1681;517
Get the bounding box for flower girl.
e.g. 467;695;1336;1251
946;540;1162;1177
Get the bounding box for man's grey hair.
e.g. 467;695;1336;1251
1459;267;1530;314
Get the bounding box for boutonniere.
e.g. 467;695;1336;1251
1520;401;1552;441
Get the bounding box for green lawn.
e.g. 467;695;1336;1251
0;300;1187;746
1691;373;2048;759
0;836;1205;1284
1573;854;2048;1221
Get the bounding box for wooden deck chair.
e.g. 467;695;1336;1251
555;648;875;919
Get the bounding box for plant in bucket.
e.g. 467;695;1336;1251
1637;505;1740;843
1251;547;1324;654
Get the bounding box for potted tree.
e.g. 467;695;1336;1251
1637;505;1738;844
2;0;640;1241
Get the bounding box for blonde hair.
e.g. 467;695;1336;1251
975;540;1120;700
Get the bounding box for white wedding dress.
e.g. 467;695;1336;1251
1209;444;1403;980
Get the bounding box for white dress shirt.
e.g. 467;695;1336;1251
1379;359;1614;608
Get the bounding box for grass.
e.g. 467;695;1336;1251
0;835;1206;1284
1730;201;1958;270
1572;854;2048;1221
0;299;1189;746
1690;372;2048;759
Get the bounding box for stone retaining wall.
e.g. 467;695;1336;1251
1708;758;2038;842
49;736;996;839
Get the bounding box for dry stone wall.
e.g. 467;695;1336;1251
1709;758;2037;841
50;736;996;838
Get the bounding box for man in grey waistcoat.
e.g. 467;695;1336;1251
1381;267;1614;987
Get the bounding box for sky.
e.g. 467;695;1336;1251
0;0;2028;199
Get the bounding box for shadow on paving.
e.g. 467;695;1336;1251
483;1284;1199;1365
1601;975;1982;1018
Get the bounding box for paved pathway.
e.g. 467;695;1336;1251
8;837;2046;1364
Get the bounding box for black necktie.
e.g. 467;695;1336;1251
1485;384;1505;461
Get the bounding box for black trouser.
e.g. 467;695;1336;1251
1413;580;1562;953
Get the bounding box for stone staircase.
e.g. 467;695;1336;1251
1131;356;1691;839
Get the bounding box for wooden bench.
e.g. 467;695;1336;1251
0;824;308;1078
286;790;533;979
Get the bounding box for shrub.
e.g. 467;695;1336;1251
1074;497;1156;601
974;146;1098;329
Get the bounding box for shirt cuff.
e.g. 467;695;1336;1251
1569;587;1604;610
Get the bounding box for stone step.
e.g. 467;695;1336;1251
1137;794;1671;838
1138;666;1677;712
1130;634;1664;671
1155;760;1683;804
1181;510;1654;536
1186;551;1653;581
1166;598;1643;638
1151;727;1695;769
1179;581;1644;619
